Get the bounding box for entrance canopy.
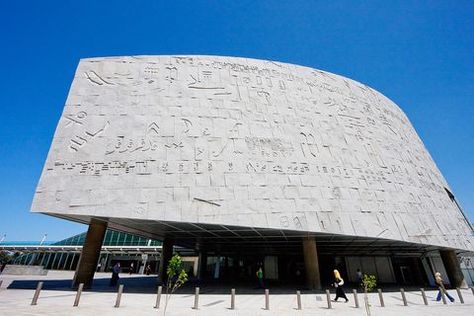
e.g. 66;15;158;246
50;214;453;257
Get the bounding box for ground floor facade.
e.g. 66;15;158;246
9;249;472;287
3;221;473;289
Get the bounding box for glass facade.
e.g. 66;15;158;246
55;230;161;247
10;230;161;272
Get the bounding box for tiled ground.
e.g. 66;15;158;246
1;271;473;315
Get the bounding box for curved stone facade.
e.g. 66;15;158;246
32;55;473;251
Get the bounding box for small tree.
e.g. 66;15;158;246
163;254;188;315
362;274;377;316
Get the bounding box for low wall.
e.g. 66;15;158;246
1;265;48;275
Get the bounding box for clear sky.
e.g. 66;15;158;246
0;1;472;242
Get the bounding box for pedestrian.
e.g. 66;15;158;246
256;267;264;289
333;269;349;302
296;268;302;282
435;272;455;302
145;264;152;275
356;268;363;286
129;262;134;275
110;262;121;286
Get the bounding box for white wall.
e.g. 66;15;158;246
32;55;474;252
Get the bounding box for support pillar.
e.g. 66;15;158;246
440;250;467;288
302;236;321;290
158;238;174;284
72;219;107;288
197;251;207;280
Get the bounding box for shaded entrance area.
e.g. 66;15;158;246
55;215;469;291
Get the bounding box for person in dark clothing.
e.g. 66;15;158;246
356;268;363;286
110;262;121;286
333;269;349;302
145;264;152;275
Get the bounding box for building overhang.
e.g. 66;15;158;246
42;213;470;257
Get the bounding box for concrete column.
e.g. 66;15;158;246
302;236;321;290
197;251;208;280
72;219;107;288
158;238;174;284
440;250;467;288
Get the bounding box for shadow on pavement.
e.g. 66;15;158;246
6;276;440;295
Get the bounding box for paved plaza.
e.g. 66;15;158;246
1;271;473;315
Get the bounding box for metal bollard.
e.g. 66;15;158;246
154;286;162;309
378;288;385;307
420;288;428;305
353;289;359;308
31;281;44;306
400;288;408;306
265;289;270;310
0;280;3;289
73;283;84;307
230;288;235;310
439;287;447;304
326;289;332;309
456;288;464;304
193;287;200;309
114;284;124;308
296;290;302;310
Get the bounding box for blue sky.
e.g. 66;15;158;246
0;1;473;242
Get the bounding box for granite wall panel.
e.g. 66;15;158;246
32;55;474;251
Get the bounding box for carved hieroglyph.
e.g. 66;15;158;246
32;55;474;251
